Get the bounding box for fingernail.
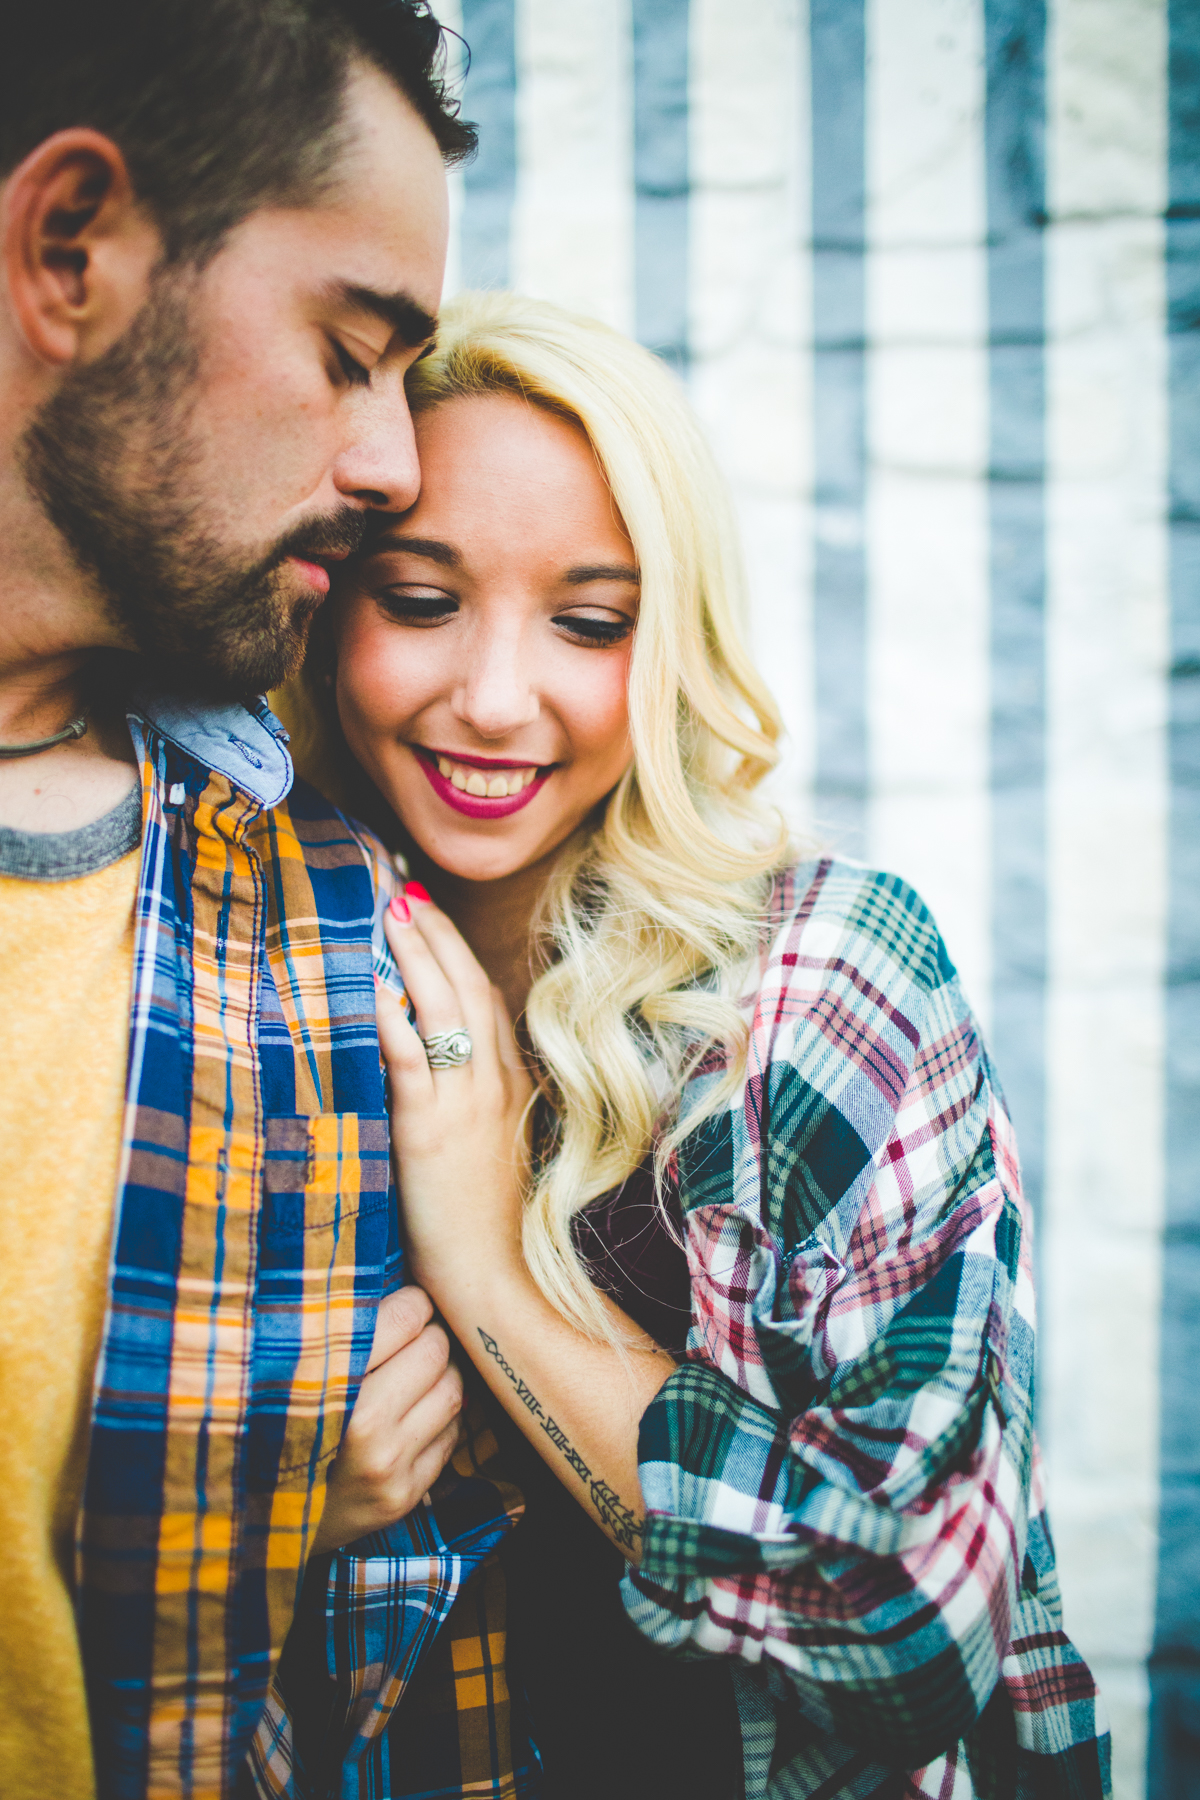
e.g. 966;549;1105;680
404;881;431;905
389;893;411;925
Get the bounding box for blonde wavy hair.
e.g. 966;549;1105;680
278;291;791;1341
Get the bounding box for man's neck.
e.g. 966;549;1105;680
0;668;139;835
0;450;141;833
0;643;90;739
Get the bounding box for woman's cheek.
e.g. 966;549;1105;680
557;646;632;753
339;620;423;736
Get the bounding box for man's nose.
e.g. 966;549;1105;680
451;628;540;738
331;374;421;515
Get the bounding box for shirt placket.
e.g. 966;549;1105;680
146;771;266;1799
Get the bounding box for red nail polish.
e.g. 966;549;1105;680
389;893;411;924
404;881;431;905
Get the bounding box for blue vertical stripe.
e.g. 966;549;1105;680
632;0;690;373
983;0;1047;1232
810;0;868;851
460;0;517;287
1150;5;1200;1793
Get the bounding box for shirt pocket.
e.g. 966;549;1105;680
250;1112;392;1488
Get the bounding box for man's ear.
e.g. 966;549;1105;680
2;129;163;369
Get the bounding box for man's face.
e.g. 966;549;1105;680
19;62;448;697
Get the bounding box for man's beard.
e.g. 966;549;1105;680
19;269;367;699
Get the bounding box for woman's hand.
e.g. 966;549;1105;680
375;882;670;1560
313;1284;463;1555
376;884;534;1294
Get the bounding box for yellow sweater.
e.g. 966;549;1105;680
0;839;139;1798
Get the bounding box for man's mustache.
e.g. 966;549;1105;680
274;505;373;569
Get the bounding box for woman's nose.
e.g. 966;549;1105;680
449;633;540;738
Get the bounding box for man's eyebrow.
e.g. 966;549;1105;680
329;282;438;349
376;535;461;567
565;563;640;585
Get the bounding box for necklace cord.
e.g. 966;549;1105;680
0;713;89;760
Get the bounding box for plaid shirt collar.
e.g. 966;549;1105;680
129;685;294;806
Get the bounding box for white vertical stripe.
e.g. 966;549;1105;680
688;0;814;829
864;0;992;1028
1044;3;1169;1795
510;0;634;331
439;0;465;302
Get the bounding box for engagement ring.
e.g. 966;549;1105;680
422;1028;473;1069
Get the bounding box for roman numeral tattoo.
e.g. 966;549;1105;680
477;1329;644;1553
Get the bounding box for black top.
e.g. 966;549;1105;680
572;1157;694;1356
488;1162;744;1799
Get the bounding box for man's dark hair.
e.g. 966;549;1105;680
1;0;476;262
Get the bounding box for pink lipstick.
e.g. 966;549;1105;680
412;747;552;820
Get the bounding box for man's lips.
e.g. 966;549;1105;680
286;547;352;593
287;556;332;593
412;746;553;820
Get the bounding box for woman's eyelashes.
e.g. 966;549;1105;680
552;610;635;647
375;588;459;626
369;587;634;646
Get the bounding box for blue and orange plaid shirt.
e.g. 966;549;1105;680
81;689;530;1799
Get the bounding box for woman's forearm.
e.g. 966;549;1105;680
414;1239;672;1558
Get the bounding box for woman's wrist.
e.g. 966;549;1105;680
405;1218;529;1323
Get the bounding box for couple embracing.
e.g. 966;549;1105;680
0;4;1109;1798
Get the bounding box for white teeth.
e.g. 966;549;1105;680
433;754;541;796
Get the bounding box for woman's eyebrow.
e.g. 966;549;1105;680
565;563;640;585
377;536;461;567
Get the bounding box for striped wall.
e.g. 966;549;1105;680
1157;1;1200;1785
433;4;1195;1794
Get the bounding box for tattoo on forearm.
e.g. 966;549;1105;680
589;1476;643;1546
477;1328;644;1552
477;1331;545;1419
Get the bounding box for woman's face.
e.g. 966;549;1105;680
333;393;639;884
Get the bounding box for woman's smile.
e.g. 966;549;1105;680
411;745;553;818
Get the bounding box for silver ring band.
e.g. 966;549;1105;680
422;1028;473;1069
